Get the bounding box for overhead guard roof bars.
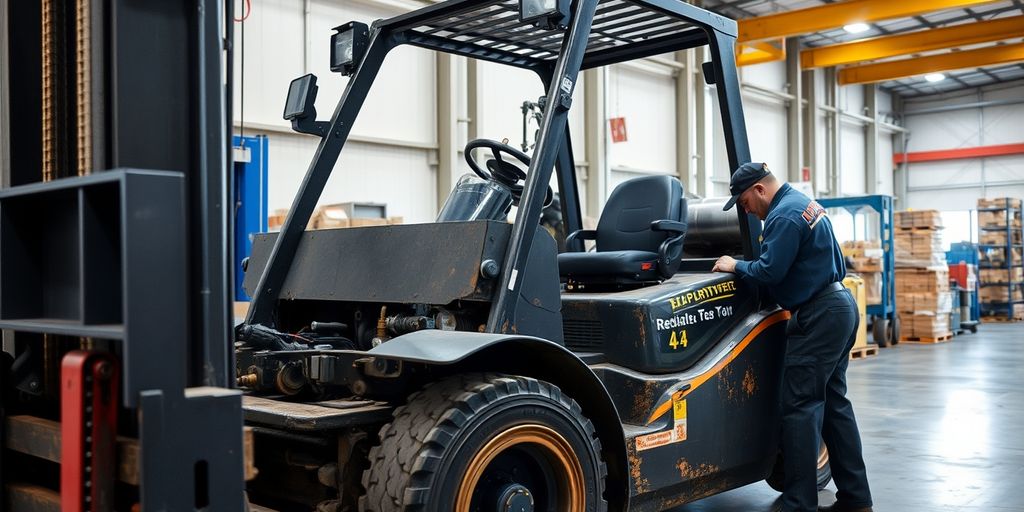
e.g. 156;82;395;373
383;0;736;71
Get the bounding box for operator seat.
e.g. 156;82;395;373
558;175;687;284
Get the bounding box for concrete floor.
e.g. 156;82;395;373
674;322;1024;512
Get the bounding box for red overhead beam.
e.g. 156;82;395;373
894;143;1024;165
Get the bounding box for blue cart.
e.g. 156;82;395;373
818;195;899;346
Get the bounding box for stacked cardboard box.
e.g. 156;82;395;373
981;247;1023;267
895;268;953;339
267;207;404;231
979;230;1023;246
978;197;1023;209
979;286;1024;304
895;210;943;229
841;240;883;272
979;268;1024;284
895;211;945;268
978;210;1023;228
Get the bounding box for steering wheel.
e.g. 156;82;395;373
465;138;531;182
464;138;555;207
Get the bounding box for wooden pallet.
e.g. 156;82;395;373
982;315;1022;323
896;226;941;231
849;346;878;360
900;333;954;344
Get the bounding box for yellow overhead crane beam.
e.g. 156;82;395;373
837;41;1024;85
734;0;1003;66
738;0;1003;42
736;38;786;66
801;16;1024;68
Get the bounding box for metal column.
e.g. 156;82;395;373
436;53;459;213
865;84;878;194
583;67;607;218
694;46;708;197
803;67;819;194
467;58;481;142
785;37;803;183
676;49;694;193
0;0;8;189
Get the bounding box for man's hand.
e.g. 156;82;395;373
712;255;737;273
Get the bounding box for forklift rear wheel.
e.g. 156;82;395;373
765;445;831;493
872;319;890;348
890;315;901;345
360;374;607;512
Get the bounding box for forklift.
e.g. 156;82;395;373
0;0;830;511
236;0;831;510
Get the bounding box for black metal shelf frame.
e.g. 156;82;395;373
978;203;1024;318
0;170;245;510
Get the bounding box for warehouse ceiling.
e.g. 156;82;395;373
701;0;1024;97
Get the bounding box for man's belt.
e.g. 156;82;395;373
796;281;846;311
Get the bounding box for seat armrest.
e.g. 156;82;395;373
656;229;686;279
565;229;597;246
651;220;686;233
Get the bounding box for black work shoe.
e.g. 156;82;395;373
818;503;873;512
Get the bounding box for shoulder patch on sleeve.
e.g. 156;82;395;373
800;200;827;230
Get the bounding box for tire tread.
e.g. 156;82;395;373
359;373;607;511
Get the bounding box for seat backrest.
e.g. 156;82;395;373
596;175;685;252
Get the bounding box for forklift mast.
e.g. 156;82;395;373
1;1;246;510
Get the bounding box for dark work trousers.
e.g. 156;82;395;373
781;287;873;512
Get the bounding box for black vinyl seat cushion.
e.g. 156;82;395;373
558;250;660;280
558;175;687;283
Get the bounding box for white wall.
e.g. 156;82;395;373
234;0;440;221
903;82;1024;211
607;62;678;189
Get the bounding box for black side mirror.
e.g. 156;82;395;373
284;74;329;137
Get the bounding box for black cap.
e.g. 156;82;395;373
722;162;771;211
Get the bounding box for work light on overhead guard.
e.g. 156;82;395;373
520;0;570;29
331;22;369;76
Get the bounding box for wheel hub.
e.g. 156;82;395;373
497;483;534;512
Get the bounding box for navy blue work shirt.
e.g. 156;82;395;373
733;183;845;310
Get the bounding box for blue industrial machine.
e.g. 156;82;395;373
818;195;898;346
233;135;269;301
947;241;981;333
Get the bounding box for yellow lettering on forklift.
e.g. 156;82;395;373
668;280;738;310
668;330;688;350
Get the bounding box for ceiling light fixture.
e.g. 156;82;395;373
924;73;946;83
843;22;870;34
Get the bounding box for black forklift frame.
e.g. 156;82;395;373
246;0;762;334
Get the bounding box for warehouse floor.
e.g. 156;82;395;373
675;323;1024;512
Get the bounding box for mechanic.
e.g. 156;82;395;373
712;162;873;512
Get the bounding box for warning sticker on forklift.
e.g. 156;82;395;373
673;398;687;441
636;398;687;451
635;431;673;451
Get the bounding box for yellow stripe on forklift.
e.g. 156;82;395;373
646;310;791;425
